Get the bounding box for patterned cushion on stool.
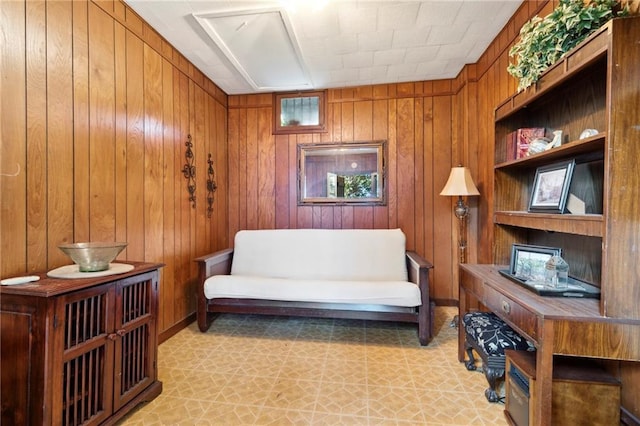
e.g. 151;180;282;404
463;311;534;356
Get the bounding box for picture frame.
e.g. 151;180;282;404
509;244;562;283
528;159;575;213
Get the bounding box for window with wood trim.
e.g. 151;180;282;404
274;90;327;134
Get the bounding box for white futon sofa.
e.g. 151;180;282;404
196;228;434;345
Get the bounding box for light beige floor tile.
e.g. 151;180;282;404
253;407;315;425
278;355;325;380
325;342;368;361
315;382;369;417
288;339;331;359
118;307;510;426
408;364;467;392
365;345;410;364
199;401;262;425
419;391;488;425
264;378;321;411
120;396;211;425
163;369;227;401
233;352;285;378
367;385;426;423
195;350;246;375
366;362;416;388
311;411;369;425
402;346;456;367
213;375;275;406
321;358;368;385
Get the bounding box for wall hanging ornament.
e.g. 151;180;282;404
182;134;196;208
207;154;218;218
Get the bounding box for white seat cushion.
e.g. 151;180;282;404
204;275;421;307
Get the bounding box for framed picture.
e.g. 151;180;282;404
528;159;575;213
509;244;562;283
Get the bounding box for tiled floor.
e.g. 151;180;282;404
118;307;507;425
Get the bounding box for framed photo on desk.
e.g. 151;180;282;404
509;244;561;282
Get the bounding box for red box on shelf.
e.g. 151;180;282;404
507;128;546;159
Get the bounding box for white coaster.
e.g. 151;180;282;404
47;263;134;279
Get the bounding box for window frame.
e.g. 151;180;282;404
273;90;327;134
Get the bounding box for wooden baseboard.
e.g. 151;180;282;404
158;313;196;344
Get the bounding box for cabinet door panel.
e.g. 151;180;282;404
1;308;40;425
53;283;115;426
113;271;158;410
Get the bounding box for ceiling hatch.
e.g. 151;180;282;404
194;7;312;92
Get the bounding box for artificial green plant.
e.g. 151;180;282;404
508;0;628;92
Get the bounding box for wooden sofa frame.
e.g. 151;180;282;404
196;249;435;345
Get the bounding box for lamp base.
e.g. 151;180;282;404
454;196;469;220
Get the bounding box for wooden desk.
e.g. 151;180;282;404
458;264;640;426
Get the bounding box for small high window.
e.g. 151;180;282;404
274;90;326;134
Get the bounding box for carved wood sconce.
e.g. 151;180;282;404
207;154;218;218
182;134;196;208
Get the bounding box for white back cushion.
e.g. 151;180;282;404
230;228;408;282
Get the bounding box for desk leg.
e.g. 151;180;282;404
458;286;468;362
534;321;554;426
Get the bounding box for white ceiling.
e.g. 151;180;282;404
125;0;523;95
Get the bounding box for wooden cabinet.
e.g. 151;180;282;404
504;350;620;426
1;262;163;425
492;15;640;320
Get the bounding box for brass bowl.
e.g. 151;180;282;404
58;242;127;272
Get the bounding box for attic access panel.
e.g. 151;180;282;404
193;7;312;92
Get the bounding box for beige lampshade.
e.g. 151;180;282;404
440;166;480;196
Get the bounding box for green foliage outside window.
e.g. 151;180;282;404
344;175;373;198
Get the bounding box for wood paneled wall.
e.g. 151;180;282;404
2;0;638;419
227;83;463;303
0;0;228;338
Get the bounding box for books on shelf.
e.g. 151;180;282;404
506;128;546;160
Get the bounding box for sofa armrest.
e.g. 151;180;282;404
406;251;433;284
406;251;434;344
195;248;234;331
195;248;234;279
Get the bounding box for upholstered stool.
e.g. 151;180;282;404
463;311;535;402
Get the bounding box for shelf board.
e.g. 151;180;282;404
494;211;603;237
495;134;605;170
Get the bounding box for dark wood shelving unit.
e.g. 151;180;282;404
459;16;640;426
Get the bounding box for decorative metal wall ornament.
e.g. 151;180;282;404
182;134;196;208
206;154;218;218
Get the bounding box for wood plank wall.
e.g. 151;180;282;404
0;0;229;339
227;83;461;304
2;0;638;419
